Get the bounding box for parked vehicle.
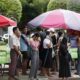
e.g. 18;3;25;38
2;34;9;43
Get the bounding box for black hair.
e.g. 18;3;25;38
46;31;50;35
26;30;31;35
19;26;27;31
13;27;18;33
58;32;63;37
36;27;42;31
33;33;40;38
61;37;67;45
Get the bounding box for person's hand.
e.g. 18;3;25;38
37;37;41;41
18;51;22;57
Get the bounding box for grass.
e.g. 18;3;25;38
69;48;78;59
0;41;78;64
0;44;10;64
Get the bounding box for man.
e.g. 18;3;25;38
20;27;29;75
8;27;21;80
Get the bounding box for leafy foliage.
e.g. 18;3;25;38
68;0;80;12
19;0;80;27
0;0;22;22
47;0;67;11
33;0;50;13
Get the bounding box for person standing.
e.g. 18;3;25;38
20;27;29;75
59;37;71;80
42;31;53;76
29;33;40;80
8;27;21;80
76;35;80;75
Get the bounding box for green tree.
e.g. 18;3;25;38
20;0;28;7
0;0;22;22
18;0;38;27
19;0;50;27
68;0;80;12
47;0;67;11
33;0;50;13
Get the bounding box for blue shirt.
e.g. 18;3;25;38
20;34;28;51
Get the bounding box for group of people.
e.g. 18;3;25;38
8;26;80;80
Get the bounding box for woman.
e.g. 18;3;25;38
59;37;71;80
42;31;53;76
29;33;40;80
76;36;80;75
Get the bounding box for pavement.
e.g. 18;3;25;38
0;72;80;80
0;65;80;80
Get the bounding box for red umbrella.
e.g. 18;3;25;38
0;15;16;27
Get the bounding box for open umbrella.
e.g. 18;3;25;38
28;9;80;31
0;15;16;27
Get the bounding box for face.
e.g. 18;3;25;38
51;32;55;36
23;27;28;34
49;32;53;37
15;28;21;38
62;33;64;37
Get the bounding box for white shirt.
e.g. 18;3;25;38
43;36;53;49
9;34;20;49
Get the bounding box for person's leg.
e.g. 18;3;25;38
22;59;28;74
34;51;39;79
46;68;52;77
29;51;39;79
22;52;28;75
16;55;22;77
77;61;80;75
8;50;18;80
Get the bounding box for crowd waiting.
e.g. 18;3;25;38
8;26;80;80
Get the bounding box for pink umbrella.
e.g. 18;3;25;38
28;9;80;31
0;15;16;27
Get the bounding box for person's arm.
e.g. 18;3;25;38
13;45;21;55
45;39;51;48
46;43;51;48
30;39;35;47
12;37;21;56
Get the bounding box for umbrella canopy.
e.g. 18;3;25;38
0;15;16;27
67;29;80;36
28;9;80;31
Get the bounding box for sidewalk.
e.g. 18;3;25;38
0;72;80;80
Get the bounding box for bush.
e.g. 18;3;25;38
33;0;50;13
68;0;80;12
47;0;67;11
0;0;22;22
